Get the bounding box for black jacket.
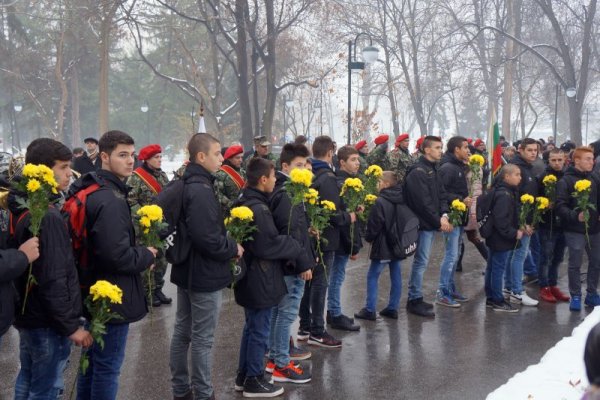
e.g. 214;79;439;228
269;171;316;274
234;187;302;309
485;182;521;252
171;163;238;292
555;167;600;235
8;192;82;336
536;166;565;231
311;160;352;252
405;156;449;231
71;170;155;324
439;152;469;226
72;153;101;175
365;184;404;260
510;154;539;197
336;170;363;256
0;247;29;336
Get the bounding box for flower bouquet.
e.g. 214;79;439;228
572;179;595;247
225;206;257;285
340;177;365;255
363;165;383;196
532;196;550;227
468;154;485;196
543;174;558;232
285;169;313;233
306;197;336;270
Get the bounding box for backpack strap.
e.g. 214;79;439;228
9;210;30;238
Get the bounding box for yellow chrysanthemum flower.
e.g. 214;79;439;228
365;194;377;204
22;164;39;178
137;205;164;222
230;206;254;221
139;216;151;228
575;179;592;192
451;199;467;212
321;200;336;211
89;280;123;304
304;188;319;205
290;169;313;187
536;196;550;210
469;154;485;167
365;165;383;178
224;217;232;226
520;194;535;204
343;178;364;191
542;174;557;185
26;179;41;193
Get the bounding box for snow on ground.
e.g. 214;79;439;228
488;308;600;400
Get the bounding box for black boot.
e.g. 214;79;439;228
151;291;162;307
329;314;360;331
155;288;173;305
406;298;435;317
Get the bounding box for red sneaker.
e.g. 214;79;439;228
539;287;557;303
550;286;570;302
272;362;311;384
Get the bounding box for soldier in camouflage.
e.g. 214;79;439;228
215;145;247;216
243;135;278;169
355;140;369;175
366;134;390;169
386;133;414;184
127;144;171;307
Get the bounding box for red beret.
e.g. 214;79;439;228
138;144;162;161
474;139;484;147
395;133;409;147
224;145;244;160
415;136;425;150
374;134;389;145
467;138;473;144
355;140;367;151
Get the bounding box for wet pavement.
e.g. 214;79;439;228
0;237;591;399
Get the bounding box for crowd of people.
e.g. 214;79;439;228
0;128;599;400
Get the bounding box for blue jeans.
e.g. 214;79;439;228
524;231;540;276
77;323;129;400
366;259;402;312
238;307;272;377
15;328;71;400
408;230;436;301
439;227;463;296
269;275;305;368
299;250;334;335
485;248;512;303
327;252;350;317
505;234;530;294
538;229;566;287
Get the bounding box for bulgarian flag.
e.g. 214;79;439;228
487;108;502;177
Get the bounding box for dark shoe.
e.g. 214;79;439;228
235;371;246;392
354;308;377;321
326;311;354;325
151;291;162;307
379;308;398;319
329;314;360;331
307;331;342;348
406;299;435;317
272;361;311;384
243;375;284;398
297;328;310;341
155;289;172;305
174;391;193;400
289;342;311;361
455;263;463;272
491;301;519;313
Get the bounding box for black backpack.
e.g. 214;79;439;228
385;201;419;260
153;179;191;264
476;188;496;239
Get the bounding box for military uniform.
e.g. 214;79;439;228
366;144;389;169
215;163;247;216
358;154;368;175
243;151;278;170
386;147;414;184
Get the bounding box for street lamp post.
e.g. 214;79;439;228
282;96;294;143
13;102;22;152
347;33;379;145
140;101;149;144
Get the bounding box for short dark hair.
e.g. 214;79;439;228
548;148;564;156
422;135;442;150
294;135;308;145
446;136;468;154
188;133;219;162
497;164;520;184
99;130;134;156
312;136;334;158
337;145;359;162
519;138;538;149
280;143;309;166
246;157;274;187
25;138;72;167
585;322;600;386
72;147;85;155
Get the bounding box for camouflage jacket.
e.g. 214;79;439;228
386;148;415;184
243;152;278;170
366;145;389;169
358;155;368;175
215;165;246;216
127;164;169;213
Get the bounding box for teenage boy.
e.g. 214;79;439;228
506;138;539;306
555;146;600;311
298;136;354;347
267;143;314;383
10;138;92;399
484;165;523;312
328;145;361;331
170;133;243;400
355;171;404;320
537;149;569;303
405;136;451;317
437;136;472;307
234;158;303;397
74;131;157;400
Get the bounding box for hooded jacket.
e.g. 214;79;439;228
510;154;539;197
485;181;521;252
336;170;363;256
555;166;600;235
405;156;449;231
170;162;238;292
234;187;303;309
365;184;405;260
439;152;469;226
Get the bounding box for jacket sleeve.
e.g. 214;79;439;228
493;193;518;241
185;183;238;261
89;193;155;275
37;213;81;337
406;168;441;230
555;179;579;225
0;248;29;282
365;201;386;243
439;165;462;203
316;173;351;228
247;204;302;261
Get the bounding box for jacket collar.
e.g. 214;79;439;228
418;155;438;169
496;181;518;194
336;169;356;179
183;162;215;183
242;186;271;204
141;162;163;177
97;169;129;195
565;166;591;179
511;154;533;170
311;159;332;172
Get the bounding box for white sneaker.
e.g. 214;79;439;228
503;288;511;301
519;292;539;307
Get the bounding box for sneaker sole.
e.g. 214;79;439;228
329;324;360;331
307;339;342;348
492;307;519;313
265;366;274;373
272;375;312;384
235;384;244;392
296;334;309;341
290;353;312;361
435;300;461;308
508;296;522;304
243;387;284;398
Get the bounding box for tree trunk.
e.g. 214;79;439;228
260;0;277;142
98;3;116;135
70;65;81;147
568;99;583;145
55;32;68;143
501;0;517;142
234;0;253;149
